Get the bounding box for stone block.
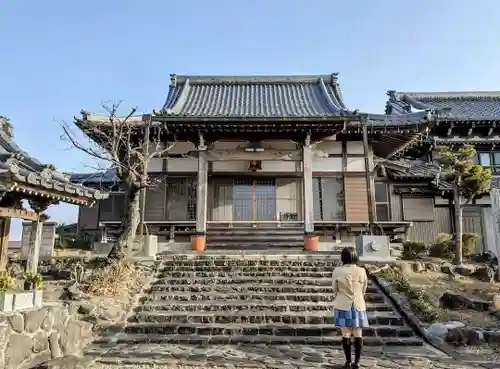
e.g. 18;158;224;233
5;333;33;369
7;313;24;333
355;235;393;261
13;292;35;311
24;308;48;333
0;292;14;312
92;242;114;257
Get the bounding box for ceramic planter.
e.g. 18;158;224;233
0;291;14;312
13;291;35;310
33;289;43;308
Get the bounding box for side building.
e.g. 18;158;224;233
71;75;499;253
384;90;500;254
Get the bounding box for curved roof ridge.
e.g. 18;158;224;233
168;78;191;114
395;91;500;100
171;74;339;84
317;77;342;113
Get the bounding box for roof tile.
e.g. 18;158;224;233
386;91;500;120
162;74;348;117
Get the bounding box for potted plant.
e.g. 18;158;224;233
0;271;16;312
23;272;44;308
23;272;43;291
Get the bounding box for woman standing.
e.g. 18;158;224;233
333;247;368;369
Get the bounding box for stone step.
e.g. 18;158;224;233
205;243;304;250
159;260;342;267
122;322;416;338
207;227;304;233
159;265;339;272
143;291;386;304
91;333;423;347
148;283;380;294
157;271;337;278
131;310;405;326
152;276;356;285
207;235;304;241
137;301;393;313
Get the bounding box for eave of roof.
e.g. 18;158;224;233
386;90;500;121
0;118;108;204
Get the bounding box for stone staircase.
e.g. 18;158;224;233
206;225;305;250
85;254;425;364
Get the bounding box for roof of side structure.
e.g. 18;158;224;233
386;90;500;120
0;117;108;204
161;74;349;117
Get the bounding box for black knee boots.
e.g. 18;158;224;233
341;337;351;368
353;337;363;368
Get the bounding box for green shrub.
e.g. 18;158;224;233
462;233;479;258
0;271;16;292
429;233;455;259
380;268;444;323
402;242;428;260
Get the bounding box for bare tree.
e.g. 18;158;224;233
60;102;173;254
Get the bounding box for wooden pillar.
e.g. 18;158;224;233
196;151;208;233
362;121;376;232
0;217;11;270
140;122;151;235
302;135;318;251
26;220;43;274
192;150;208;251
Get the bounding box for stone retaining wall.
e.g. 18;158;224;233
0;302;93;369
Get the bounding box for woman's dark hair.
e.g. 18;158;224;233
340;247;358;265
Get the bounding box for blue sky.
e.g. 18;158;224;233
1;0;499;239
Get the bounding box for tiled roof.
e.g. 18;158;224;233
386;90;500;120
387;159;500;191
70;169;120;186
0;117;108;204
162;74;349;117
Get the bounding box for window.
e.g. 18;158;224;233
313;177;345;221
402;196;435;221
478;152;500;172
375;183;390;221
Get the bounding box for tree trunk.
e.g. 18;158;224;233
115;185;141;256
453;182;463;265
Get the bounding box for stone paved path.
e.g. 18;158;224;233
88;343;499;368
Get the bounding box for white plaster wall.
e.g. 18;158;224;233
261;140;297;150
167;158;198;172
167;141;196;154
315;141;342;155
482;207;496;255
312;157;343;172
346;141;365;154
476;196;492;205
212;161;247;172
212;141;247;150
147;158;164;172
346;157;365;171
261;161;297;172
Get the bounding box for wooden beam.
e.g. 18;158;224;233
0;217;11;271
198;149;302;161
0;207;39;221
362;123;375;230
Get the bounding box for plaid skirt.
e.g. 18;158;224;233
334;304;369;328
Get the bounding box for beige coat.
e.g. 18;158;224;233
332;265;368;311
